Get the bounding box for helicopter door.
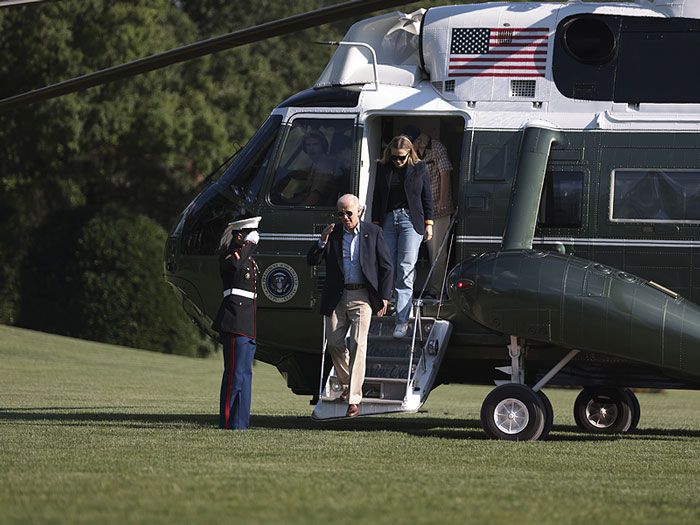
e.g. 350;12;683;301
255;114;359;345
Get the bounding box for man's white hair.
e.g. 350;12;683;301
337;193;362;209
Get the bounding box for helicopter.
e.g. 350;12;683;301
4;0;700;440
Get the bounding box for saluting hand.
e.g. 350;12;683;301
321;223;335;243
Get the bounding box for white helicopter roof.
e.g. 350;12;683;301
305;1;700;132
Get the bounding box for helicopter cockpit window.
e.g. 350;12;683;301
218;114;282;203
270;118;354;207
611;169;700;223
538;171;583;228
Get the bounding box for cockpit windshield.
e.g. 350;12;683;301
217;114;282;203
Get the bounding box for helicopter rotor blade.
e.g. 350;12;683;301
0;0;57;7
0;0;412;111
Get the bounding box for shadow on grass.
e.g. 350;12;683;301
2;409;697;441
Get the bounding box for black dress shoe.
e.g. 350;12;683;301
346;404;360;417
339;389;349;401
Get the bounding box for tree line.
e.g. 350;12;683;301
0;0;351;355
0;0;489;355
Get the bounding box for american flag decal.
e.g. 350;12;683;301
449;27;549;78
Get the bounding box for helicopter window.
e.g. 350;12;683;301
218;115;282;203
562;16;617;65
475;145;509;181
538;171;583;228
611;170;700;223
270;118;355;207
181;186;249;255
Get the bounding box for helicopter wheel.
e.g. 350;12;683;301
573;388;634;434
622;388;641;432
481;384;547;441
536;389;554;440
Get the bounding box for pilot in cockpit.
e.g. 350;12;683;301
301;131;337;205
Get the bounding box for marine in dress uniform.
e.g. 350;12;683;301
212;216;261;430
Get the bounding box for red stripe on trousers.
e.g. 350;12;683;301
224;334;236;428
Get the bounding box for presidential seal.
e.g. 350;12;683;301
261;263;299;303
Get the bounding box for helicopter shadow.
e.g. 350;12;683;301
1;408;698;441
0;409;215;430
250;414;623;442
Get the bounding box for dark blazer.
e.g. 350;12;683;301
212;241;258;337
307;221;393;316
372;161;434;235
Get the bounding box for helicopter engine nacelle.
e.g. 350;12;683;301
447;250;700;378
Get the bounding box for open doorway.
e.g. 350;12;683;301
363;114;465;298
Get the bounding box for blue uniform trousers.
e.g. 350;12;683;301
219;333;256;430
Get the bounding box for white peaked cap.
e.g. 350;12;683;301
227;216;262;230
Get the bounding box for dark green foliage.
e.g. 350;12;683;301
0;0;465;349
16;208;93;334
62;207;210;356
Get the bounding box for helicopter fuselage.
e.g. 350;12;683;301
165;1;700;398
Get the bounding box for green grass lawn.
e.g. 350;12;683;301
1;325;699;525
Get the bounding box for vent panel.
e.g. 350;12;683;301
510;79;536;97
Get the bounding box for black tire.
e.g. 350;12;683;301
573;388;633;433
622;388;641;432
537;390;554;441
481;384;547;441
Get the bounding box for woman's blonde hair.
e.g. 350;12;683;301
379;135;420;166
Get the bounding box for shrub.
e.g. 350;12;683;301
61;206;211;356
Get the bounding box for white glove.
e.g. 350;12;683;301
243;230;260;245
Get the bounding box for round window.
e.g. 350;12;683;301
562;16;617;65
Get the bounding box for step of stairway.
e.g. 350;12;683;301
365;363;411;380
368;318;435;338
367;339;422;358
364;377;408;383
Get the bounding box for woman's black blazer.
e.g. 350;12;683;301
372;161;434;235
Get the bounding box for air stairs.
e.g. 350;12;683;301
312;307;452;419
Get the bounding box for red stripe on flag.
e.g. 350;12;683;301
490;27;549;32
476;50;548;55
490;36;549;41
449;65;545;71
450;57;546;63
449;72;545;77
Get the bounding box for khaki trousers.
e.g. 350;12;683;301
426;215;452;296
325;288;372;405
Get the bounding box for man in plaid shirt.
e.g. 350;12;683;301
401;125;455;298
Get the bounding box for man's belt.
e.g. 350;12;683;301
223;288;257;299
344;283;366;290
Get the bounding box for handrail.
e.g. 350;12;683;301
318;321;329;398
405;299;423;400
321;41;380;91
417;209;459;301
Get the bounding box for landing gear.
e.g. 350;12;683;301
480;384;550;441
481;337;571;441
573;387;640;434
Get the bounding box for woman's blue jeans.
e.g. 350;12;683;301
382;208;423;325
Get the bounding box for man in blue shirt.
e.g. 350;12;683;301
307;194;393;417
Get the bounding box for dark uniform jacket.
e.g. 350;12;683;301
212;240;258;337
372;161;434;235
307;221;393;317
